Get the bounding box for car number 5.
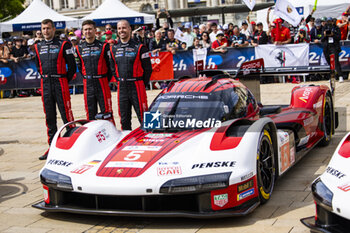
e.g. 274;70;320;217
124;151;144;161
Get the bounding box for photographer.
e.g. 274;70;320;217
156;9;173;37
322;17;343;82
133;26;150;49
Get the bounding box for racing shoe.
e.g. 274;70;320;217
39;150;49;160
339;76;344;83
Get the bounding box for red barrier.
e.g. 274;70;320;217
150;51;174;81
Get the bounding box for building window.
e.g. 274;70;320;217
75;0;85;8
45;0;53;8
61;0;68;9
141;3;153;13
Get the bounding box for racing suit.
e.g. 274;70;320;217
76;40;114;123
34;37;76;145
109;39;152;130
322;23;342;78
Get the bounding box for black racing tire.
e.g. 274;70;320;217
257;129;276;204
319;94;333;147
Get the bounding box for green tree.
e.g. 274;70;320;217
0;0;25;21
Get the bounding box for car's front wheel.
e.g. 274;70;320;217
257;129;275;204
319;94;333;147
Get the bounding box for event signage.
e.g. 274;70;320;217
13;21;66;31
255;44;309;67
1;43;349;90
93;17;144;26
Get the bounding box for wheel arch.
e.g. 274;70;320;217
246;118;279;179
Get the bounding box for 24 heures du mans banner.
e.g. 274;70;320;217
0;42;349;90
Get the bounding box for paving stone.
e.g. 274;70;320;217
2;226;52;233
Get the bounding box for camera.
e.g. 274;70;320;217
324;25;332;36
160;9;166;12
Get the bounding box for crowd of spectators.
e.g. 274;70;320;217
0;6;349;63
0;6;349;96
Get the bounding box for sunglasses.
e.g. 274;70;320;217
36;32;42;35
106;28;112;30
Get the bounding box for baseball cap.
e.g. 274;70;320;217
105;30;112;35
68;32;74;36
13;36;22;41
251;21;256;25
273;18;283;24
70;36;77;41
242;20;248;25
27;39;35;46
342;12;349;16
216;31;224;36
315;18;322;27
184;22;191;29
257;22;263;26
321;17;327;22
326;17;333;21
193;25;199;29
0;39;3;44
223;24;229;30
60;33;66;39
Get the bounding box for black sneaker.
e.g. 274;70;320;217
39;150;49;160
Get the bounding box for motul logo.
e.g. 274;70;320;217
157;166;182;176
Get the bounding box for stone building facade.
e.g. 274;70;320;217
25;0;265;26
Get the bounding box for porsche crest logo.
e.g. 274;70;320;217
287;6;293;13
116;169;124;174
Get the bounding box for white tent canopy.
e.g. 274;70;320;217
0;0;79;32
82;0;155;26
257;0;349;30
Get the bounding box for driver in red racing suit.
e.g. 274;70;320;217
35;19;76;160
76;20;115;124
110;20;152;130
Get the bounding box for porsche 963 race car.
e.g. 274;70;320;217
33;67;336;218
301;132;350;232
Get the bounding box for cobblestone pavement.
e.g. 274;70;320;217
0;81;349;233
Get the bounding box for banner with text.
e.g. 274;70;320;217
255;44;309;67
1;42;349;90
150;51;174;81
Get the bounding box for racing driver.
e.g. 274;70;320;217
110;20;152;130
76;20;115;124
35;19;76;160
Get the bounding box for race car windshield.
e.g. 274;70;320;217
146;88;249;130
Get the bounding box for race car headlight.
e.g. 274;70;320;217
40;168;73;191
312;178;333;209
160;172;231;194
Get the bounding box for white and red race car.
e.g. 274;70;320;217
301;132;350;232
33;72;336;218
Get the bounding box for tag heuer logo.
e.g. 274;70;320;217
213;193;228;207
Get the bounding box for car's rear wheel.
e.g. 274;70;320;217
257;129;275;204
319;94;333;147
